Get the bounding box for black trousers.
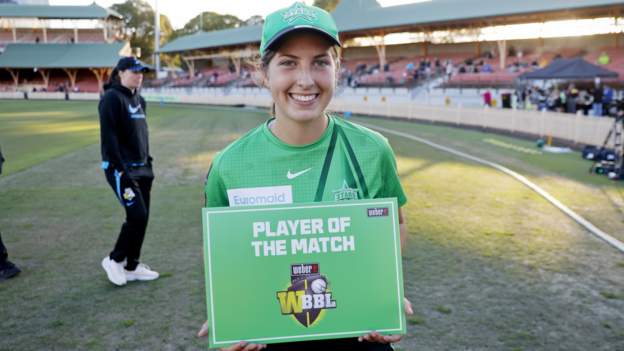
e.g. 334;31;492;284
104;167;153;271
265;338;393;351
0;231;7;264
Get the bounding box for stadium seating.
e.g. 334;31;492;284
76;30;107;43
142;45;624;90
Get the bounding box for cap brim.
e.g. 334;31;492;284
263;25;340;54
129;65;152;73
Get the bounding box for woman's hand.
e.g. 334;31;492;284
358;297;414;344
197;321;209;338
197;321;267;350
219;342;267;351
358;332;403;344
404;297;414;315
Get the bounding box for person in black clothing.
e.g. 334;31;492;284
0;145;21;281
99;56;159;286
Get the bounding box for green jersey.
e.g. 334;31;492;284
205;115;406;208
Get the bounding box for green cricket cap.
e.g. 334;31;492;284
260;2;341;56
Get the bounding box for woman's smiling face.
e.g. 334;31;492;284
264;31;337;125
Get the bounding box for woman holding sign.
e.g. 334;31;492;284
200;2;411;350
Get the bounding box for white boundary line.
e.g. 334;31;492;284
360;123;624;254
204;200;405;345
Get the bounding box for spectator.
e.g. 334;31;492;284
579;90;594;115
483;90;492;107
604;85;614;106
355;63;366;75
566;84;578;114
405;62;415;74
598;51;610;65
445;61;453;80
593;81;604;116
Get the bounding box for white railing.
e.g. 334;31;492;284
141;87;614;147
1;89;615;147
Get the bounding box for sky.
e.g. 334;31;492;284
48;0;427;29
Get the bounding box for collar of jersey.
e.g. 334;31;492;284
262;114;335;151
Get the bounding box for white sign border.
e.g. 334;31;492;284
203;199;404;346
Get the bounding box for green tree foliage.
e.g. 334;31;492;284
244;15;264;26
174;12;243;38
165;12;244;72
313;0;340;12
110;0;175;65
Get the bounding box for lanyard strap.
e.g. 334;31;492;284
337;126;369;199
314;125;338;202
314;125;369;201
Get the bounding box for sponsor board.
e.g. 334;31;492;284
202;198;405;347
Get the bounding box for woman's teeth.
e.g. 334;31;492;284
291;94;316;102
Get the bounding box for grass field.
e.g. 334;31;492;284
0;100;622;350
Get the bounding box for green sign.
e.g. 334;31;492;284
202;198;405;347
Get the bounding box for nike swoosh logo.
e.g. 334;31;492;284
287;168;312;180
128;105;140;114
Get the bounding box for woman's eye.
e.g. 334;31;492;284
315;60;330;67
279;60;296;67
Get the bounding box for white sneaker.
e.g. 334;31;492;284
125;263;159;281
101;256;127;286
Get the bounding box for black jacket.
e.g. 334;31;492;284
98;83;151;174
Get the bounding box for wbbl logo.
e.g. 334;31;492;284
276;263;336;327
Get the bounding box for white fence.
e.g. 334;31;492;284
0;92;100;100
141;87;614;147
1;88;615;147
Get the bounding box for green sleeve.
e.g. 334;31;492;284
204;155;229;208
379;138;407;207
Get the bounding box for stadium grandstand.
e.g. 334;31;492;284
155;0;623;108
0;3;128;92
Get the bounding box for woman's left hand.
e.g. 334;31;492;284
358;297;414;344
358;332;403;344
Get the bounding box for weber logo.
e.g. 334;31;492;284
367;207;389;217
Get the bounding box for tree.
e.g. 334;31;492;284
110;0;175;64
244;15;264;27
174;12;243;38
313;0;340;12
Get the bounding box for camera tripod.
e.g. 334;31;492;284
590;115;623;180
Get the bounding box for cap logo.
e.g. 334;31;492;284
282;2;317;24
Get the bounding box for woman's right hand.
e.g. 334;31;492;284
197;320;267;351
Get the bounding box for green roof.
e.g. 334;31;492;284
332;0;624;32
0;42;127;68
160;25;261;53
160;0;624;53
0;3;122;19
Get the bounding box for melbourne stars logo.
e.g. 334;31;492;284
276;263;336;327
281;2;317;24
332;180;359;201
